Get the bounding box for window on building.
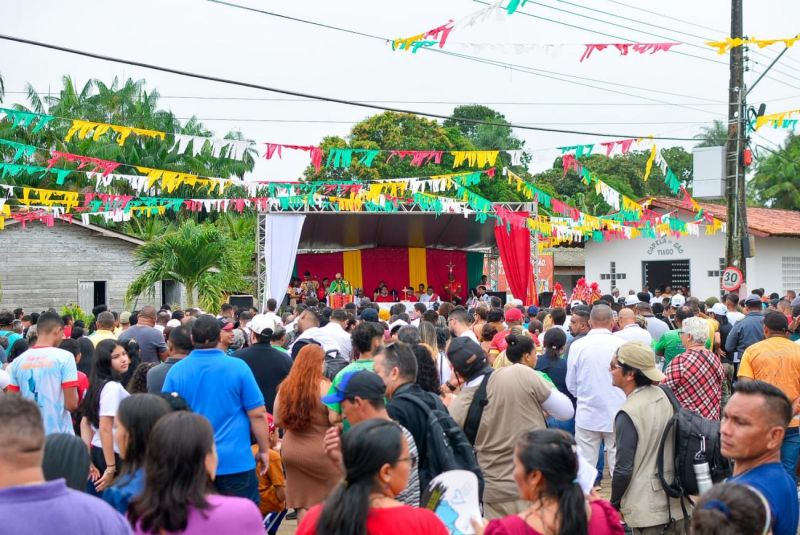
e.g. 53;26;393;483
782;256;800;294
78;281;107;310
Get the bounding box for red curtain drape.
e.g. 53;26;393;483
296;252;344;283
361;248;410;298
493;210;531;302
426;249;468;301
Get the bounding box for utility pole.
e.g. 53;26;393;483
725;0;748;277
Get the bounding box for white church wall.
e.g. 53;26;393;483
585;233;728;299
749;237;800;294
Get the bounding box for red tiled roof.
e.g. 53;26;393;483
647;197;800;238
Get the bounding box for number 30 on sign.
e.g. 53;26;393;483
721;266;744;291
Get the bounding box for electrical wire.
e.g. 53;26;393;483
1;90;730;106
557;0;800;81
205;0;726;114
604;0;800;70
481;0;800;91
0;33;707;140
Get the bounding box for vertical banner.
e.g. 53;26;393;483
493;212;531;301
264;214;306;307
408;248;429;290
342;250;364;291
534;253;554;293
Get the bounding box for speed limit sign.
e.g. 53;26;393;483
721;266;744;291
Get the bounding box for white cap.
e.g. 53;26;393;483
388;319;409;332
671;294;686;308
711;302;728;316
250;314;279;335
570;300;584;308
624;295;639;306
166;319;181;328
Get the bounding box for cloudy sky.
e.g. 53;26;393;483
1;0;799;180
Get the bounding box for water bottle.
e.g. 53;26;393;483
693;457;713;494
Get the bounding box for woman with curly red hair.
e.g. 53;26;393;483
274;344;341;522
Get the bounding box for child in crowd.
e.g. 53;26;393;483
252;412;286;534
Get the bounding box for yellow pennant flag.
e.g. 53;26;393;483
643;144;657;182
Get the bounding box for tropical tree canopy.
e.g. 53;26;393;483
125;220;249;311
693;119;729;148
749;134;800;210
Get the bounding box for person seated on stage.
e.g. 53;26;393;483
373;281;387;301
421;286;439;303
401;287;418;302
443;273;462;304
415;284;426;300
318;278;330;301
375;287;394;303
328;273;352;296
300;272;319;302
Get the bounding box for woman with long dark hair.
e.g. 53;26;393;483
80;339;130;493
102;394;171;514
534;328;576;434
411;344;441;394
480;429;622;535
297;419;447;535
274;344;341;522
129;411;263;534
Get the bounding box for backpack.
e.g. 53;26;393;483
323;349;349;381
657;384;732;499
395;392;485;500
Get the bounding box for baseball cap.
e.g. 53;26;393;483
218;318;235;331
250;314;277;336
166;319;181;328
359;308;379;322
710;303;728;316
616;341;664;382
624;295;639;306
119;311;131;325
321;370;386;404
527;305;539;316
744;294;763;305
670;294;686;308
570;300;584;309
505;308;524;322
446;337;488;380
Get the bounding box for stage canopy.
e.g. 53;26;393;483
297;211;499;252
256;202;536;305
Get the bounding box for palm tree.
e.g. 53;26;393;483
693;120;729;147
749;134;800;210
126;220;248;310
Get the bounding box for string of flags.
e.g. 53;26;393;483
706;35;800;55
752;108;800;131
579;42;680;62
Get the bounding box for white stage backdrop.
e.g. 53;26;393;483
264;214;306;306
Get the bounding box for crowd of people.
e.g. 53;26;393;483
0;284;799;534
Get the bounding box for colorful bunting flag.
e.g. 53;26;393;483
65;119;166;146
706;36;800;55
580;42;679;62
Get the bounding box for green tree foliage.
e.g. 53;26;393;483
693;119;729;147
531;146;694;216
749;134;800;209
1;76;256;195
126;220;249;311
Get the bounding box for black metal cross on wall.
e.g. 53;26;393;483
600;261;627;289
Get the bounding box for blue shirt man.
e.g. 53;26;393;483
163;315;271;505
722;381;799;535
725;295;765;361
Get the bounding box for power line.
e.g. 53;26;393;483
2;90;730;106
487;0;800;90
604;0;800;70
205;0;726;114
0;33;702;140
561;0;800;81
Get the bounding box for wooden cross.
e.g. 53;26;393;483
600;261;626;288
